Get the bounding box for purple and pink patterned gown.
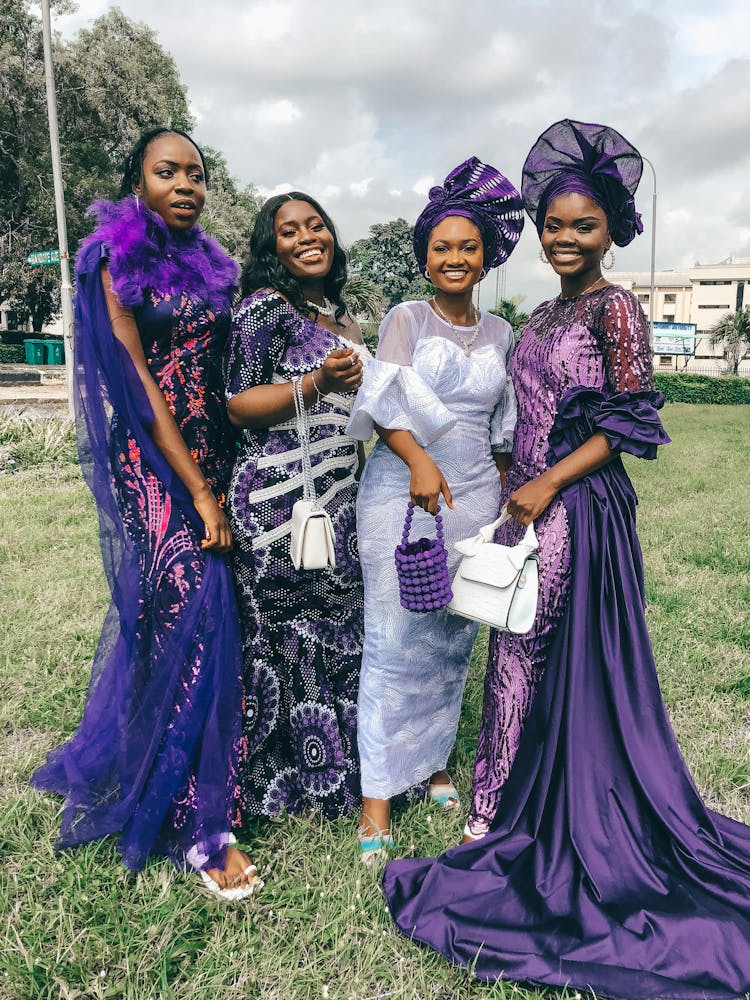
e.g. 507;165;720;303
383;285;750;999
31;199;243;874
226;291;364;823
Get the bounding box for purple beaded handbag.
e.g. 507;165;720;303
394;501;453;612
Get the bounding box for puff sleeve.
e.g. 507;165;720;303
346;304;456;446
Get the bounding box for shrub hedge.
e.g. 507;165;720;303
0;344;25;364
653;372;750;405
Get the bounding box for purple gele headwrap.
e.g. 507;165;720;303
522;119;644;247
413;156;524;274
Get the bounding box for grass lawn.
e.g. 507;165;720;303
1;403;749;1000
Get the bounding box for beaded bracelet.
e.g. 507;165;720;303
394;501;453;612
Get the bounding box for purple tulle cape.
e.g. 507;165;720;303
30;204;243;873
383;388;750;999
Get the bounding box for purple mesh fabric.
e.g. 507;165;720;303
522;119;644;246
413;156;524;273
30;200;243;873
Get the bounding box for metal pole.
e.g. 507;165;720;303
642;156;657;347
41;0;74;418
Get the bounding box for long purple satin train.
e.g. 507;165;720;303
383;388;750;1000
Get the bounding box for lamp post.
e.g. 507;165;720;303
41;0;74;418
642;156;657;347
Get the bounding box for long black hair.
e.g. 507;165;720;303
239;192;349;323
118;127;209;198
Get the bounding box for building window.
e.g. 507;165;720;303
697;304;731;309
698;280;732;285
638;294;649;303
658;356;673;367
664;294;676;303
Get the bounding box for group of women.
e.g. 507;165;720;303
30;119;750;998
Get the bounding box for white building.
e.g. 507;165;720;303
613;258;750;374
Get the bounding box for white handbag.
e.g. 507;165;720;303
289;376;337;571
447;508;539;633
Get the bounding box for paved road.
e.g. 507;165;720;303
0;381;70;419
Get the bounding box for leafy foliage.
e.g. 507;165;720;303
653;372;750;404
349;218;431;313
489;295;529;335
709;307;750;376
342;274;387;320
0;3;258;329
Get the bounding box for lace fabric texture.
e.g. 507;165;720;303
347;300;516;799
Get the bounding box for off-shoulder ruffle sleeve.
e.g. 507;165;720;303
346;357;457;446
226;292;289;400
549;386;671;463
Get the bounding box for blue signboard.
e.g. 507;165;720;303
653;321;698;356
26;249;61;267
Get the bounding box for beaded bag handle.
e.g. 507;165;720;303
394;501;453;613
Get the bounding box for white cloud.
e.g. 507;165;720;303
59;0;750;306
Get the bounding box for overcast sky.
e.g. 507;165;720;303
56;0;750;308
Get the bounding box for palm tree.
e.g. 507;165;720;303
709;307;750;375
490;295;529;336
342;275;387;322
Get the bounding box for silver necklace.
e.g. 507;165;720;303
431;298;481;356
305;296;336;317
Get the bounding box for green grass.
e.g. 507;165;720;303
1;404;749;999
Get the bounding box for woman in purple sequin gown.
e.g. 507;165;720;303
31;130;257;894
383;121;750;998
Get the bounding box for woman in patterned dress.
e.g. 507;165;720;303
226;193;365;824
31;129;258;898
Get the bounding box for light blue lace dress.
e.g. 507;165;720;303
346;300;516;799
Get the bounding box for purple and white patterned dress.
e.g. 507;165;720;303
467;283;654;836
226;290;365;822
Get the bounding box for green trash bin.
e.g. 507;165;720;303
23;339;47;365
44;339;64;365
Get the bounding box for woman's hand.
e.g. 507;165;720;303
505;470;557;525
409;452;453;515
193;487;233;552
317;347;363;394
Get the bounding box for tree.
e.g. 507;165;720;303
1;4;258;329
349;219;431;312
200;147;262;262
709;307;750;376
342;274;387;321
490;295;529;336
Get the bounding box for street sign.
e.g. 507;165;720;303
26;249;61;266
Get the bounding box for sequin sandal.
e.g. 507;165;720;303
428;781;461;812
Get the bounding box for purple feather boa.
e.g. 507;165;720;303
79;197;239;313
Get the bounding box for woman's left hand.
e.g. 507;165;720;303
505;471;557;525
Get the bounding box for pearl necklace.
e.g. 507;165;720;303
559;277;607;301
431;298;481;356
305;296;336;317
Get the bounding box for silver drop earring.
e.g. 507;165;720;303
539;247;550;265
602;247;615;270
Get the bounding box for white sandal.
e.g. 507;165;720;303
195;833;263;901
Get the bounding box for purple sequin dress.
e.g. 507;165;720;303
226;291;363;822
384;285;750;999
31;199;243;874
468;284;652;835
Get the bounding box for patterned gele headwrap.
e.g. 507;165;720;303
413;156;524;274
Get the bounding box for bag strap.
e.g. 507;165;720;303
478;506;538;549
401;500;441;544
292;376;317;505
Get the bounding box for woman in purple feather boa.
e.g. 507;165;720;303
31;128;260;900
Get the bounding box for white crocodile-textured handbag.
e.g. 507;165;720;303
447;508;539;633
289;376;336;571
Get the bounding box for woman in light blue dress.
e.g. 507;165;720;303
346;157;525;863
